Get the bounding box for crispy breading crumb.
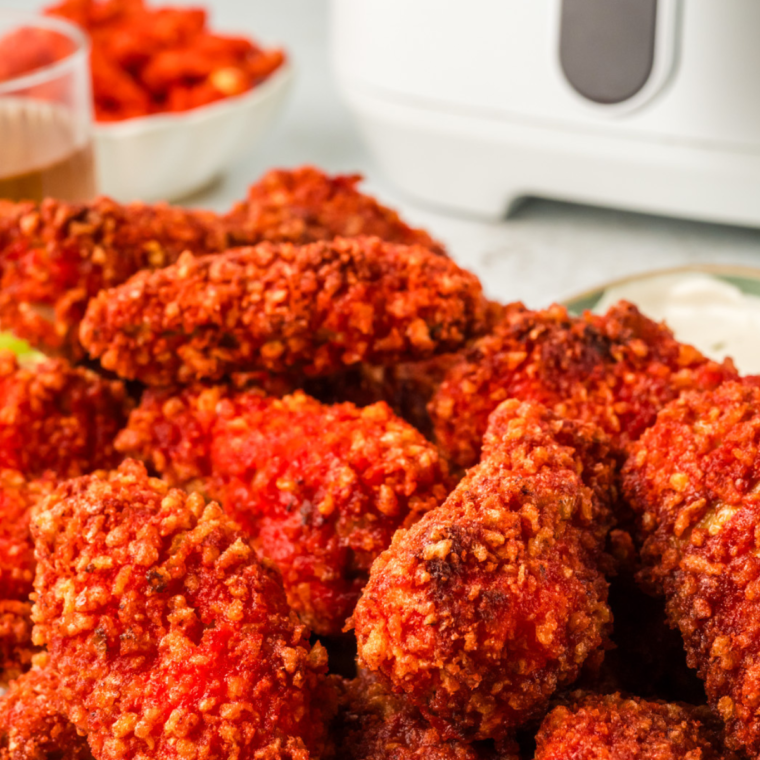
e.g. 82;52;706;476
0;197;229;359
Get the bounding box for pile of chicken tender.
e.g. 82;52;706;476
0;166;756;760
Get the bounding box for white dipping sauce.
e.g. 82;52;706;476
594;273;760;375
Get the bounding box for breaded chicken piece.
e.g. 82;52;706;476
0;663;92;760
0;472;55;682
332;670;519;760
352;401;616;742
0;352;130;479
115;387;451;634
226;166;447;256
623;381;760;756
31;459;331;760
0;197;229;358
80;236;487;386
0;167;444;358
429;302;736;468
535;692;731;760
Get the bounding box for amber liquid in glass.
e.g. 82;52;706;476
0;98;95;202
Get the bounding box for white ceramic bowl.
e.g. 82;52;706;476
93;62;293;203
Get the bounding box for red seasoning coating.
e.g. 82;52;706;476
80;236;487;386
0;352;129;479
623;381;760;756
226;167;447;256
31;459;332;760
429;301;736;469
535;692;731;760
115;387;451;634
0;664;93;760
352;400;616;742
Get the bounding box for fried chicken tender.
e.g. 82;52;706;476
226;167;446;256
352;400;616;742
429;302;736;469
0;167;444;358
31;459;331;760
0;197;229;358
115;387;451;634
0;472;56;681
535;692;731;760
0;664;93;760
80;236;487;386
0;353;130;478
332;670;519;760
622;380;760;756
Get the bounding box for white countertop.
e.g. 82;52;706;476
16;0;760;308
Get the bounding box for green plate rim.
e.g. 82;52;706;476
564;264;760;315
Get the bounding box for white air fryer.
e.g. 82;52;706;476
331;0;760;226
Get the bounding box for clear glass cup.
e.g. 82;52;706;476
0;10;96;202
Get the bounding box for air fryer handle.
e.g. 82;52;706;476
559;0;658;104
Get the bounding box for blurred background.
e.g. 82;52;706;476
2;0;760;307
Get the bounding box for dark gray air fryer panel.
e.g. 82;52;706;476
559;0;658;104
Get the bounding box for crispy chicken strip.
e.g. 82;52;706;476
623;380;760;756
80;236;487;386
352;400;616;741
31;459;332;760
226;166;447;255
429;302;736;469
